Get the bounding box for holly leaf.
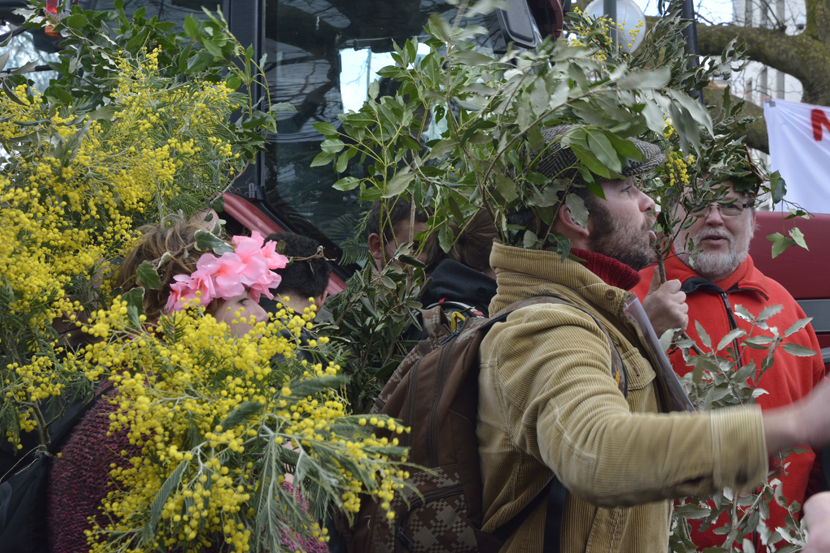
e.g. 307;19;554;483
716;328;746;352
733;304;754;323
788;227;808;250
758;304;783;322
194;230;234;255
784;317;813;338
695;320;712;349
136;261;162;290
782;343;817;357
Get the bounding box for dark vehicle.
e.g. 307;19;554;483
754;212;830;364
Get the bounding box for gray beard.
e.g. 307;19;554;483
675;228;750;281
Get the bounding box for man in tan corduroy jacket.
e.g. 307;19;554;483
476;125;830;552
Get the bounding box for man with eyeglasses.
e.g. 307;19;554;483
633;178;826;550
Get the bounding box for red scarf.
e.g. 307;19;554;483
571;249;642;291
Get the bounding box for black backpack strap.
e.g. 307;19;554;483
424;300;486;319
491;477;567;552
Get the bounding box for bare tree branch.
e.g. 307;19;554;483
702;87;769;153
696;23;830;105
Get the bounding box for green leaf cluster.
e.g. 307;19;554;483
313;0;720;259
671;305;816;551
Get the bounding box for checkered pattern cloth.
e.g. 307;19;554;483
536;124;665;181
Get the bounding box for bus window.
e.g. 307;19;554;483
262;0;508;261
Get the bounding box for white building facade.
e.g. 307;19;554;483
727;0;805;104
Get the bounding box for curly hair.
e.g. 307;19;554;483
265;232;331;299
116;216;227;320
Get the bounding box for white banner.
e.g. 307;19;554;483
764;98;830;214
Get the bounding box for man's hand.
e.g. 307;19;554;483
641;271;689;339
804;492;830;552
764;379;830;455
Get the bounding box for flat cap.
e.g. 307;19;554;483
536;124;666;181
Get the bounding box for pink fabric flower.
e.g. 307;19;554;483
165;280;189;312
207;253;245;299
165;232;287;313
260;239;289;271
248;271;282;303
233;232;265;261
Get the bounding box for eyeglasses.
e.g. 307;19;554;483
696;200;754;217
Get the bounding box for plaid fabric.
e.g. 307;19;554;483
374;467;478;553
536;124;665;180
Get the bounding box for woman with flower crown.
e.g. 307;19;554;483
46;217;327;553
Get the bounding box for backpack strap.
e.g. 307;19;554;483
424;300;486;319
487;295;628;553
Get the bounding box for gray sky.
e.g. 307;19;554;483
634;0;734;23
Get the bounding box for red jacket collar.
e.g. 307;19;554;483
572;248;642;291
663;251;769;297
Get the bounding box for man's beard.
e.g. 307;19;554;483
588;201;656;271
675;227;750;281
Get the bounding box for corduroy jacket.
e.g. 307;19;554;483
477;242;769;552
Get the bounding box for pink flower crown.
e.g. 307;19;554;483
166;231;289;313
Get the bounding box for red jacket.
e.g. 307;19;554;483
634;254;826;549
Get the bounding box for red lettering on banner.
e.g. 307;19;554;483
812;108;830;141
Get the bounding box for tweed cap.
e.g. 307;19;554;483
536;124;666;181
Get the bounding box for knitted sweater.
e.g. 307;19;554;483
47;388;327;552
47;387;132;553
634;254;826;550
477;242;769;552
